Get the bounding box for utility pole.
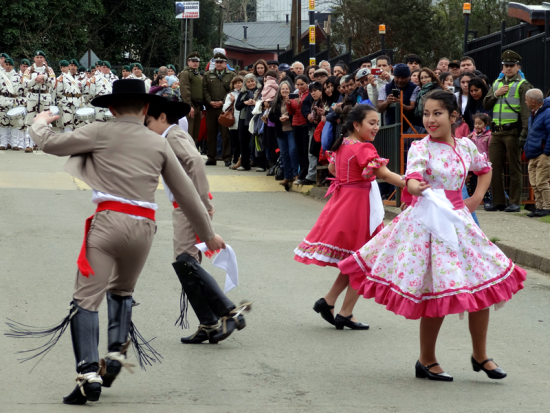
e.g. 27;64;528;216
180;20;185;71
309;0;315;66
219;4;225;47
291;0;297;53
297;0;302;53
463;3;471;53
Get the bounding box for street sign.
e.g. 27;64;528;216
175;1;199;19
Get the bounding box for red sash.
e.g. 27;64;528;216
77;201;156;277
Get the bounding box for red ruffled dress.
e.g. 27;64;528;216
338;136;526;319
294;138;388;267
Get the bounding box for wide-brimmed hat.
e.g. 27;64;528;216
92;79;167;108
147;99;191;119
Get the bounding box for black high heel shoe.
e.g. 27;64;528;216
415;360;453;382
471;357;507;379
334;314;369;330
313;298;335;326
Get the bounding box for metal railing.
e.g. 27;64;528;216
350;49;395;72
372;122;401;205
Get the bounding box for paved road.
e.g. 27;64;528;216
1;151;549;412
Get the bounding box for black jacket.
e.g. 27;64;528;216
268;103;294;136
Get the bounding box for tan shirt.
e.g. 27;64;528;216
165;125;213;212
30;116;215;241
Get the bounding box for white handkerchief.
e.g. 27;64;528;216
411;188;463;250
369;180;385;235
195;243;239;293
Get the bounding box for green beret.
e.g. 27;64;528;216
69;59;79;66
187;52;200;61
501;50;521;64
59;60;70;67
111;69;117;75
96;60;102;66
4;58;14;66
0;53;9;59
123;65;131;71
213;52;227;62
78;66;86;72
132;63;143;71
21;59;30;65
34;50;46;57
167;64;176;71
154;69;159;74
86;68;92;73
101;61;111;68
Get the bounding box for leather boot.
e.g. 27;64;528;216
231;157;242;170
63;304;102;405
99;293;135;388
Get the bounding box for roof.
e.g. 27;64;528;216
224;21;311;51
508;2;550;25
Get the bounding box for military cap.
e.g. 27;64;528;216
96;60;102;66
0;53;9;59
69;59;79;66
4;57;14;66
167;64;176;71
78;66;86;72
154;69;159;74
187;52;200;61
266;60;279;66
111;69;117;75
448;59;460;68
132;62;143;70
86;67;92;73
59;60;69;67
213;52;227;62
34;50;46;57
122;65;131;71
404;53;422;64
21;58;30;65
501;50;521;64
101;61;111;69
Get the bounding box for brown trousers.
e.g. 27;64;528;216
73;211;156;311
489;131;523;205
528;154;550;209
205;107;231;163
172;207;200;262
186;104;202;145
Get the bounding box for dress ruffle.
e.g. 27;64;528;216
294;240;354;268
339;255;526;319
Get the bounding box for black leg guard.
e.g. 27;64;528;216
63;304;102;405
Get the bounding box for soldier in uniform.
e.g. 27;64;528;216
68;59;79;77
19;59;30;77
0;53;9;73
22;50;56;152
121;65;131;79
178;52;203;148
202;52;235;166
127;63;151;92
483;50;532;213
167;64;177;77
90;61;114;122
56;60;84;133
0;57;23;150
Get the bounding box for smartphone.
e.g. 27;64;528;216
392;89;400;98
288;93;299;99
371;68;382;75
447;86;455;93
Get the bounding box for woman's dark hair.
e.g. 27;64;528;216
472;112;492;126
265;70;278;79
477;74;489;85
231;76;244;89
332;104;378;151
295;74;309;86
308;81;323;92
253;59;268;77
322;76;340;107
419;68;443;88
467;77;488;101
410;68;421;82
305;65;318;81
439;72;452;84
282;70;295;89
351;68;360;80
423;89;459;116
334;61;348;74
457;71;476;98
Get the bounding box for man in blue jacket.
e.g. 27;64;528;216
524;89;550;217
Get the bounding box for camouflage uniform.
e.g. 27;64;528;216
55;71;84;132
0;67;23;149
126;74;151;92
89;72;113;121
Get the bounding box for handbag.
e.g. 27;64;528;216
218;102;235;127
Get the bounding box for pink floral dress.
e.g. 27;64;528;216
338;136;526;319
294;138;388;267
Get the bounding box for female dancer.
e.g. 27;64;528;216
294;105;405;330
339;90;526;380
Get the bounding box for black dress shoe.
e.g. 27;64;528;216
504;204;521;213
485;204;506;212
296;178;316;186
527;209;542;217
205;160;217;166
62;373;102;404
471;356;507;379
209;314;246;344
181;327;218;344
313;298;335;326
415;361;453;382
536;209;550;217
334;314;369;330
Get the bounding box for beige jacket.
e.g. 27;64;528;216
30;116;215;241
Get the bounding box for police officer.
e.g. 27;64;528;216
483;50;532;213
202;52;235;166
179;52;203;148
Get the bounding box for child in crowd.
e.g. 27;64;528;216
261;70;279;105
155;75;181;101
339;90;525;382
467;113;493;209
295;104;405;330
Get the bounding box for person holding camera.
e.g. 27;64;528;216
483;50;532;213
377;63;419;126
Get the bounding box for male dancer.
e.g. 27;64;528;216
145;99;249;344
56;60;83;132
7;79;224;405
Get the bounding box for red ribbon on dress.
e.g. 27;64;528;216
325;178;372;198
77;201;156;277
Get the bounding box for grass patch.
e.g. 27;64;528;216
303;189;311;196
539;215;550;224
489;237;501;243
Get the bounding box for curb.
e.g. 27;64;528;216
291;185;550;275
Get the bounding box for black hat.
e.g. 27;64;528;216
405;54;422;64
187;52;200;61
266;60;279;66
448;60;460;68
91;79;167;108
501;50;521;64
147;99;190;119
